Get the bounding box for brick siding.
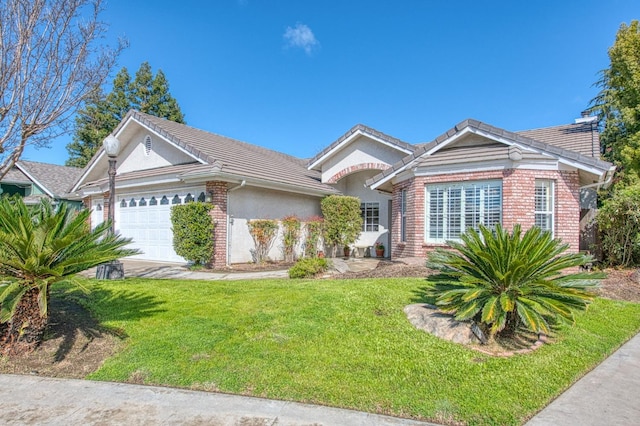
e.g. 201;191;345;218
391;169;581;259
327;162;390;183
206;181;228;267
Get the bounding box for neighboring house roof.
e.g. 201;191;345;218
15;161;84;199
517;121;600;158
1;167;31;185
307;123;415;170
1;160;82;200
75;110;339;196
366;118;615;190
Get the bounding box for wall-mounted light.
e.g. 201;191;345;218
206;190;215;203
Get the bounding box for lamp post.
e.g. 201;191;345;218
96;135;125;279
103;135;120;234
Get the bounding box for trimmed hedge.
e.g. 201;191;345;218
170;202;214;266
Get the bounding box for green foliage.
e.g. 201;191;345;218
590;20;640;184
425;224;601;339
304;216;324;258
288;257;330;278
66;62;186;167
321;195;362;256
170;202;214;266
248;219;279;263
597;185;640;266
281;215;301;262
0;196;138;351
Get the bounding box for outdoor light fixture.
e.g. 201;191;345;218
96;134;125;279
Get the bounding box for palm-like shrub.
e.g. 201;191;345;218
425;224;602;339
0;197;138;355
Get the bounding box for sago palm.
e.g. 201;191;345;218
425;224;602;339
0;197;138;355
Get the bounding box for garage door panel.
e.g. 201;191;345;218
115;189;204;263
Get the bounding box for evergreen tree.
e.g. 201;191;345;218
590;20;640;184
66;62;185;167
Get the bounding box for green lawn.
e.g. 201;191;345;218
67;277;640;426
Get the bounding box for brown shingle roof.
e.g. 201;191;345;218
517;121;600;158
112;111;338;195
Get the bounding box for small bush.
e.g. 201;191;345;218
289;258;330;279
248;219;279;263
304;216;324;258
171;202;214;266
281;215;301;262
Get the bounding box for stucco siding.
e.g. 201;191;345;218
118;127;195;174
228;187;322;264
321;136;406;183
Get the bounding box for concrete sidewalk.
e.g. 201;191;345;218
525;331;640;426
0;374;436;426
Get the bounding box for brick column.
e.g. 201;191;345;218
206;181;229;267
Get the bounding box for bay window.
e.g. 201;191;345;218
535;179;554;236
425;180;502;243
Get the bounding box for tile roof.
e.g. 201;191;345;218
366;118;615;188
108;111;338;195
516;121;600;157
307;123;415;169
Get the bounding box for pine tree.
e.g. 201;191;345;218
66;62;185;167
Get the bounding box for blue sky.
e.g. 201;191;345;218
24;0;640;165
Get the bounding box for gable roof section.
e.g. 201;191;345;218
517;121;600;157
367;118;615;189
15;161;83;199
307;124;415;170
74;110;338;196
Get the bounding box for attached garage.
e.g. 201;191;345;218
115;187;206;263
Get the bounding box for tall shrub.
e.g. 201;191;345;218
304;216;324;258
321;195;362;257
597;185;640;266
171;202;214;266
248;219;279;263
281;215;301;262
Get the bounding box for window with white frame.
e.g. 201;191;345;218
401;190;407;242
361;202;380;232
425;180;502;243
535;179;554;236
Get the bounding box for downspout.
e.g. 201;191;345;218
226;180;246;265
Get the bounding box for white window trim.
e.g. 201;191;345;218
361;202;380;232
535;179;554;237
425;180;502;244
401;189;407;242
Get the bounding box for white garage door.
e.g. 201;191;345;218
115;188;206;263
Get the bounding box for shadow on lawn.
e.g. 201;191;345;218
54;285;167;359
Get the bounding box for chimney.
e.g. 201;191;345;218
575;110;598;124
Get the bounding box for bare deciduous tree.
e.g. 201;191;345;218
0;0;124;179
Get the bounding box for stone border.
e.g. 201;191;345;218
404;304;547;357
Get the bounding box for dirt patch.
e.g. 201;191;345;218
0;296;122;378
596;268;640;303
337;260;435;279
